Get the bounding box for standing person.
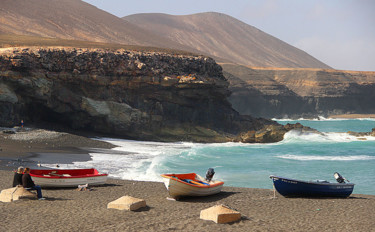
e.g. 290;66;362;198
22;167;45;200
12;166;24;187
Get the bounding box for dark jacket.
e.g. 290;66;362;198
12;172;23;187
22;173;35;188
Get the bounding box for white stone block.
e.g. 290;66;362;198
0;186;37;202
200;204;241;224
107;195;146;211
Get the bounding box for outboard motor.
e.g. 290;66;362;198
334;172;347;183
206;168;215;182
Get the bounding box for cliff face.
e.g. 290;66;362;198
0;47;284;142
222;63;375;118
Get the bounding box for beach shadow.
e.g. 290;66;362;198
347;196;369;200
133;206;152;212
281;196;366;200
96;183;122;187
225;216;252;225
39;197;70;201
42;183;121;190
176;191;238;203
240;216;252;221
43;186;91;191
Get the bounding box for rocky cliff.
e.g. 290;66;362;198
1;47;305;143
222;63;375;118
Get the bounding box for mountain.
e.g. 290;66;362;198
0;0;193;52
6;0;373;120
123;12;331;68
1;0;330;69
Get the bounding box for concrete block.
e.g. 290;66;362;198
0;188;14;202
200;204;241;224
0;186;37;202
107;195;146;211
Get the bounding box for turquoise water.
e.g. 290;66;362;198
56;118;375;195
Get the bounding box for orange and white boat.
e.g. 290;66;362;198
160;171;224;198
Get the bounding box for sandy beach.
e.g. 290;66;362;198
328;114;375;119
1;128;375;231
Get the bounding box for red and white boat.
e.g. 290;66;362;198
30;168;108;187
161;171;224;199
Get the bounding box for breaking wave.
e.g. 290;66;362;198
277;154;375;161
281;130;375;143
273;116;375;121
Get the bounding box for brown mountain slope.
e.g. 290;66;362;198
0;0;193;51
1;0;330;68
124;12;331;69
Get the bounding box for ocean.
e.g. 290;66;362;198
51;117;375;195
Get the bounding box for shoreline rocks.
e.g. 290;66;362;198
347;128;375;138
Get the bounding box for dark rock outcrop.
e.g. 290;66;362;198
1;47;304;143
347;128;375;138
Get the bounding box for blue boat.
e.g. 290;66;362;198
270;172;354;198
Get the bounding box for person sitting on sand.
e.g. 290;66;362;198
22;167;45;200
12;166;24;187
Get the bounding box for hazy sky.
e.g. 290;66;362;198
83;0;375;71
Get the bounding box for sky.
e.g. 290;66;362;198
83;0;375;71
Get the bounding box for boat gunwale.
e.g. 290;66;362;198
30;168;108;179
270;175;355;186
30;174;108;179
161;173;224;188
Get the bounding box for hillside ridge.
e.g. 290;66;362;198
124;12;331;68
1;0;330;68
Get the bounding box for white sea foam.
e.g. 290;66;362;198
52;138;255;181
357;118;375;121
273;116;375;122
41;139;195;182
272;117;308;121
281;130;375;143
277;154;375;161
74;139;194;182
273;116;330;121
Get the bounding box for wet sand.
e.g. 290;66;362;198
0;128;115;170
1;128;375;231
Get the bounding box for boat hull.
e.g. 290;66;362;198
161;173;224;198
30;168;108;187
270;175;354;198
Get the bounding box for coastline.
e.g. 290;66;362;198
1;170;375;231
1;128;375;231
328;114;375;119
